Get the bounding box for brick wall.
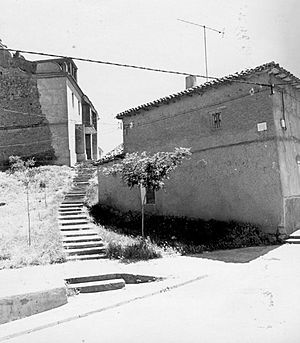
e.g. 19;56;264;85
0;50;54;167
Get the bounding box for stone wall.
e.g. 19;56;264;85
0;50;54;167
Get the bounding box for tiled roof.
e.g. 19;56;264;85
116;61;300;119
94;143;124;166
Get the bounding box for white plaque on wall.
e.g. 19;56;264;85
257;122;267;132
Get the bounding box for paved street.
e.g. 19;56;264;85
2;244;300;343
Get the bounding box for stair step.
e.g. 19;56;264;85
66;253;107;261
60;226;94;232
286;238;300;244
59;211;84;216
66;279;125;293
63;241;105;249
65;193;86;197
62;200;85;204
59;215;87;220
60;220;89;226
60;203;83;208
61;231;98;237
59;207;83;211
66;246;106;255
289;229;300;238
62;236;102;243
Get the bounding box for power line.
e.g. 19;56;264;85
2;47;211;79
0;47;278;88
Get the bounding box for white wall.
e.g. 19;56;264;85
66;79;82;166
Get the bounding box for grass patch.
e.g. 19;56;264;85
89;204;280;255
107;238;161;260
95;224;166;261
0;165;74;269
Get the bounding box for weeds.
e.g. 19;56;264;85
106;238;162;260
0;161;74;269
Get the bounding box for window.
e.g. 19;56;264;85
71;93;74;108
78;100;81;115
211;112;221;129
146;188;155;204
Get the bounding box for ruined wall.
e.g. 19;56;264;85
0;50;54;167
101;73;284;234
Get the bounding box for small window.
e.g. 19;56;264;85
78;100;81;115
211;112;221;129
146;188;155;204
72;93;74;107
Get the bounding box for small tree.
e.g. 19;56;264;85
104;147;191;237
9;156;36;246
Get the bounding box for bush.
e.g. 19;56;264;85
89;204;279;254
106;238;161;261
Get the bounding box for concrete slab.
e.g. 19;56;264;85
0;288;67;325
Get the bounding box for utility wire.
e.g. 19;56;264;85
0;47;283;88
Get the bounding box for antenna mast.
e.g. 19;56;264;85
177;19;224;82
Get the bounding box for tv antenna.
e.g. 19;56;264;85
177;19;224;82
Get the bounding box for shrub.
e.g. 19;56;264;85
106;238;161;261
89;204;279;253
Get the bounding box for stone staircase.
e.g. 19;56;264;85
59;164;107;262
59;164;161;294
285;229;300;244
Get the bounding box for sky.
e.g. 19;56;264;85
0;0;299;152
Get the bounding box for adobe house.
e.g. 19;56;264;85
98;62;300;236
35;58;99;166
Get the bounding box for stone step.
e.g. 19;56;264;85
66;246;106;255
63;241;105;249
60;203;83;208
62;200;85;204
289;229;300;239
66;279;125;293
65;193;86;197
60;219;89;226
59;210;84;215
60;225;97;233
59;213;84;217
60;231;98;237
62;235;103;243
66;253;107;261
74;182;89;186
65;273;159;285
59;215;87;220
59;207;83;211
60;223;93;229
70;188;87;192
286;238;300;244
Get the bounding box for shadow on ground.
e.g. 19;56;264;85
188;245;281;263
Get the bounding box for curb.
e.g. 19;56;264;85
0;287;67;325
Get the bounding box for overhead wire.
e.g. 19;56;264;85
0;47;287;89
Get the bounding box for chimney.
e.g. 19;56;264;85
185;75;197;89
